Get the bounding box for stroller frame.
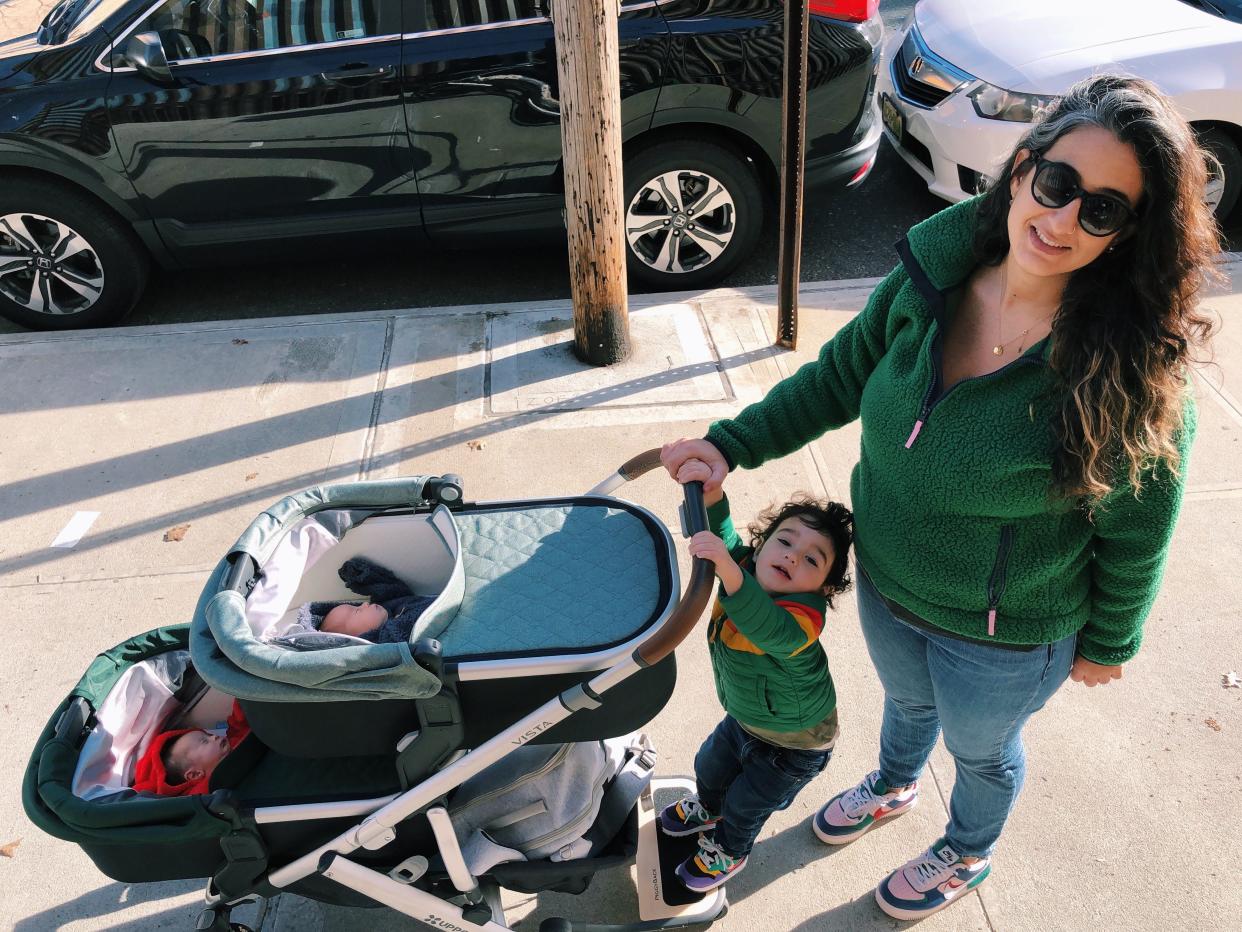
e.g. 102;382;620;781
187;451;723;932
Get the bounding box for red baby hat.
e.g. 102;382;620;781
131;728;207;797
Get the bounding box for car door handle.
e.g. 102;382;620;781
320;64;395;85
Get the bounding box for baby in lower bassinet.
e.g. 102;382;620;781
132;700;251;797
272;556;434;647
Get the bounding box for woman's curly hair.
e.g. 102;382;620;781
747;495;854;606
973;74;1220;505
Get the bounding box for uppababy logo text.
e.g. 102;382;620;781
512;721;555;745
421;915;468;932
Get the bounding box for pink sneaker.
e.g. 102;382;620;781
875;838;991;920
812;770;918;844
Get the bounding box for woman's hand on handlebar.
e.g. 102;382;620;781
662;439;728;495
675;458;723;506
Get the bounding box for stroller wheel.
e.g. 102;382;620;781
194;907;256;932
538;921;574;932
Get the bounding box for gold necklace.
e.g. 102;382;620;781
991;323;1045;356
993;266;1053;356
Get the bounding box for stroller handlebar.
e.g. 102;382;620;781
628;452;715;668
616;448;665;481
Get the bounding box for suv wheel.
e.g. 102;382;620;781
1199;126;1241;223
0;180;148;330
623;139;763;290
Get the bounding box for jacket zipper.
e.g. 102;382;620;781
904;328;942;448
985;525;1015;637
904;340;1042;449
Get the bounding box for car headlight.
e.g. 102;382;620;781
968;83;1059;122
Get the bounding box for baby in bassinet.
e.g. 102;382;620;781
275;556;434;648
132;700;251;797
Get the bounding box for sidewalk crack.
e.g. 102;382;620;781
925;760;998;930
360;317;397;479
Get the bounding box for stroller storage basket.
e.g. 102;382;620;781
190;479;680;758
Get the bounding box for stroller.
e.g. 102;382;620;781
22;451;725;932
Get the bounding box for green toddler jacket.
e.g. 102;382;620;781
705;497;836;732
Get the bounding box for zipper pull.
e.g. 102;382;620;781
904;418;924;449
905;399;932;449
987;608;997;637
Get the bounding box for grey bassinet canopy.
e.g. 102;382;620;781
190;478;672;703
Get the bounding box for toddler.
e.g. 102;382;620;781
662;458;853;891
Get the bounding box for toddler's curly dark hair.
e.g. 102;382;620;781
746;495;854;606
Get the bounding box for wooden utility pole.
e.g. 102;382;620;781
553;0;632;366
776;0;810;349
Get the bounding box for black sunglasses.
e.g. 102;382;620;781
1026;155;1138;237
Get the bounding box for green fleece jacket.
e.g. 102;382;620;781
705;496;836;733
707;198;1193;665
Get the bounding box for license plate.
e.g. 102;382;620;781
880;93;904;144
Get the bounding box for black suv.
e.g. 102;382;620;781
0;0;882;329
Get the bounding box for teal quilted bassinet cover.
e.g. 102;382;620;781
436;502;663;657
192;480;676;703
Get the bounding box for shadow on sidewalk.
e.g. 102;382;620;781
10;878;209;932
720;818;912;931
0;344;785;579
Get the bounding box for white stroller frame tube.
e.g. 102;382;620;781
319;853;512;931
252;795;400;825
425;805;478;892
263;453;715;926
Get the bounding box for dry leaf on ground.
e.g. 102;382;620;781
467;440;486;451
1205;718;1222;732
163;524;190;542
0;838;20;858
245;473;258;481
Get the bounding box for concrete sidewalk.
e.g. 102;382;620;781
1;269;1239;932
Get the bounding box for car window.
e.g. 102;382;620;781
1176;0;1242;25
424;0;546;30
52;0;129;43
130;0;383;60
419;0;655;31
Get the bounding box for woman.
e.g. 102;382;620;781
662;74;1219;920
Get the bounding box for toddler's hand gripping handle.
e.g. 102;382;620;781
611;449;714;668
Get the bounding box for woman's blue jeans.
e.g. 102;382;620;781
856;566;1075;858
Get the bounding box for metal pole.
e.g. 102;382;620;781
776;0;810;350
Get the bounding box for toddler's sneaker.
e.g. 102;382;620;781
875;838;991;920
812;770;918;844
658;795;720;837
675;835;747;892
